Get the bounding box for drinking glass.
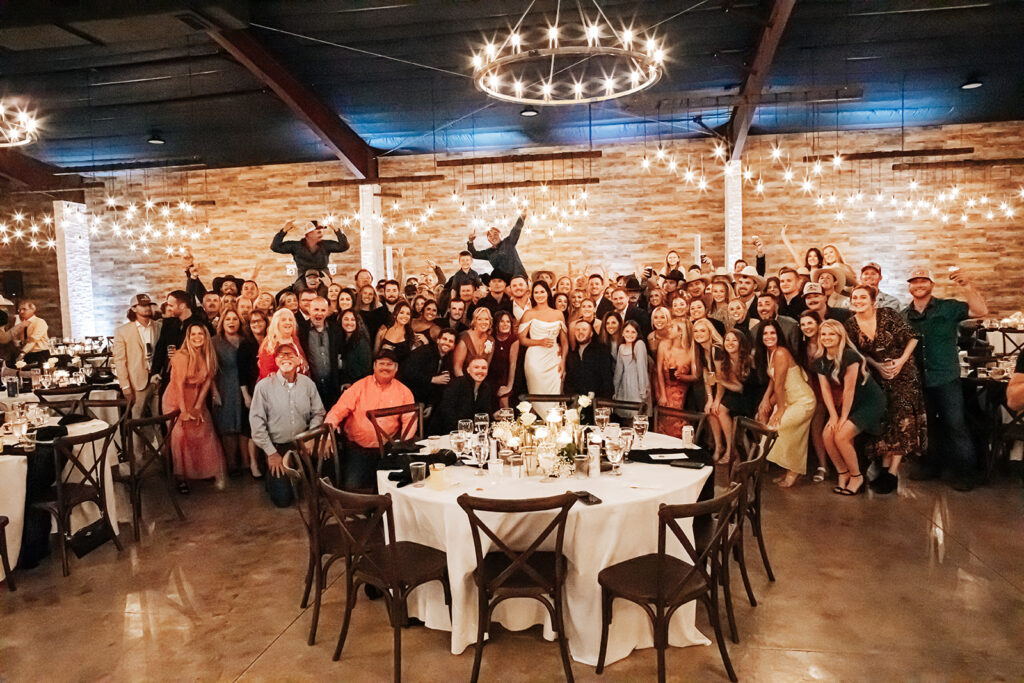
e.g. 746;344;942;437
604;422;621;442
472;433;489;475
410;462;427;487
474;412;490;433
167;344;177;360
633;415;649;447
22;431;36;453
450;430;468;458
621;428;635;457
487;456;502;483
595;407;611;431
606;439;625;476
509;454;524;479
458;419;474;438
30;369;41;390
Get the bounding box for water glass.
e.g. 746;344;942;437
473;433;489;475
450;430;468;458
458;419;474;437
474;412;490;433
22;431;36;453
487;457;502;483
574;454;589;479
410;461;427;487
509;454;524;479
595;407;611;431
605;423;621;442
606;439;625;476
633;415;649;447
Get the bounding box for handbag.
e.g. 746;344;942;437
68;518;115;558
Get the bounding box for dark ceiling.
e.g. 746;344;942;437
0;0;1022;172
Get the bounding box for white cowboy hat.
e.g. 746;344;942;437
811;265;847;292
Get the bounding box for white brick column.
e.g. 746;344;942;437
724;160;743;269
53;200;96;337
359;184;384;280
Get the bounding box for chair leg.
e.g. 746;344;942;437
392;599;403;683
470;587;488;683
0;528;14;592
596;587;612;674
300;549;316;609
735;526;758;607
752;507;775;582
308;556;324;646
704;592;738;683
720;550;739;644
656;629;667;683
57;520;70;578
164;454;187;520
552;590;575;683
106;511;123;552
130;477;142;543
333;575;359;661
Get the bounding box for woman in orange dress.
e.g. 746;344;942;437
655;320;699;438
163;322;225;493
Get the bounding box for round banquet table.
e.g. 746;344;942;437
376;431;714;667
0;416;121;581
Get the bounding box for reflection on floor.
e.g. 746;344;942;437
2;470;1022;682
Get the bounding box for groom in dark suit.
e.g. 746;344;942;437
564;319;614;399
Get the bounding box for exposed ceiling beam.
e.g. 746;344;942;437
892;157;1024;171
802;147;974;162
189;12;377;179
725;0;796;161
0;149;100;202
309;174;445;188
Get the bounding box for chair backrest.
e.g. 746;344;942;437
457;492;577;594
652;405;707;441
36;386;93;417
317;479;398;583
594;397;644;415
732;417;778;464
518;394;577;415
52;423;118;511
82;396;131;456
285;425;336;534
366;402;422;457
657;482;742;605
126;410;180;477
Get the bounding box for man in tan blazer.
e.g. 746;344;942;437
113;294;162;433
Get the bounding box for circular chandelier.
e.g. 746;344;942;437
0;100;38;148
472;2;665;106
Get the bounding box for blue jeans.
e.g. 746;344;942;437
265;443;295;508
923;380;976;478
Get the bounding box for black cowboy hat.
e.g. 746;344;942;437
212;274;245;294
482;269;512;285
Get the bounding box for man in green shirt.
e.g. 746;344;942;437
904;267;988;491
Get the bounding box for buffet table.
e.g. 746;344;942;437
376;431;713;666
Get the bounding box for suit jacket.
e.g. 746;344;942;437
564;340;615;399
398;343;453;409
113;319;163;392
430;376;497;436
752;315;801;350
594;296;615;320
151;312;207;381
476;293;514;316
360;306;390;340
298;320;344;406
616;305;651;338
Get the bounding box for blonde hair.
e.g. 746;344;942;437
262;308;298;355
470;306;492;331
670;319;694;349
823;243;848;266
819;319;869;384
177;322;218;380
692;317;724;348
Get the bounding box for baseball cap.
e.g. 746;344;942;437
130;294;152;306
374;349;401;364
802;282;824;296
906;268;934;282
861;262;882;274
304;268;321;278
300;221;319;235
274;343;299;357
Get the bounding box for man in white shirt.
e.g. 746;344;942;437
113;294;164;452
509;275;531;321
12;300;49;357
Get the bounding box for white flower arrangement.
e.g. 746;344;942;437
545;409;562;424
492;425;513;443
517;400;533;415
520;412;538;426
564;408;579;424
15;360;26;369
577;394;592;408
483;340;493;355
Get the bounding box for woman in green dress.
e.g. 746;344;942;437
814;320;886;496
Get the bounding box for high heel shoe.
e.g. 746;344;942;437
838;473;864;496
832;470;850;494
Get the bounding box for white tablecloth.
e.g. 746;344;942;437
986;329;1024;356
376;431;713;666
0;416;122;581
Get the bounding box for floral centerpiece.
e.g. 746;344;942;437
492;395;595;477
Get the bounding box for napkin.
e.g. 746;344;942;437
629;446;711;464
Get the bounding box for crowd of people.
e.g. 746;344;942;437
11;215;1013;506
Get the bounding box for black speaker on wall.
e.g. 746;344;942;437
2;271;24;299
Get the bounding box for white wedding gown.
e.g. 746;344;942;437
522;317;565;398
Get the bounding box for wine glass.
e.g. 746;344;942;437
606;438;625;476
458;419;474;438
595;407;611;432
474;412;490;433
604;422;621;442
621;428;635;458
633;415;648;447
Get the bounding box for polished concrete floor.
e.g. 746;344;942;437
2;468;1022;682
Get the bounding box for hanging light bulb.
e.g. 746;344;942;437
712;143;726;160
783;168;794;183
641;156;651;170
754;178;765;194
832;154;843;168
770;145;783;161
812;160;823;175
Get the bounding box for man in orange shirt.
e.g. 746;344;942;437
324;349;416;490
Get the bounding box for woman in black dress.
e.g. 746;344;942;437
709;329;760;464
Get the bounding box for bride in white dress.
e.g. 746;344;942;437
517;281;568;398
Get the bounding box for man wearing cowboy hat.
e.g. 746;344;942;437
270;218;349;287
113;293;163;446
811;265;849;308
477;270;514;315
683;266;711;307
858;262;901;310
734;266;765;323
467;212;527;279
662;268;685;304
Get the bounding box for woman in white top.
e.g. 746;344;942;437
518;280;568;397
